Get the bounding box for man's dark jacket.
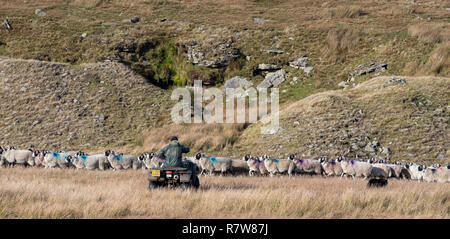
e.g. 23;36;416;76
157;140;190;168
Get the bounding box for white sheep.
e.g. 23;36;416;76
320;157;343;177
3;148;36;167
105;150;140;170
338;157;373;179
244;155;268;176
262;155;295;177
290;155;323;175
195;153;233;176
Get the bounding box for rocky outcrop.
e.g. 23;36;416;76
185;38;242;68
352;62;387;76
224;76;253;89
257;69;286;90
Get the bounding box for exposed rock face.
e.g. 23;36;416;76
224;76;253;89
184;38;242;68
253;18;268;23
257;64;281;71
352;62;387;76
257;69;286;90
289;57;309;69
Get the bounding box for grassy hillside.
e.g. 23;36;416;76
0;57;173;151
235;76;449;164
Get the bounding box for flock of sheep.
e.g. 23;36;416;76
0;146;449;184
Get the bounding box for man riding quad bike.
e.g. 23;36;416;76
147;136;200;190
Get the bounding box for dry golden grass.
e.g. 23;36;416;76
407;23;450;44
423;42;450;75
0;167;448;218
330;6;366;18
135;123;247;154
323;28;361;63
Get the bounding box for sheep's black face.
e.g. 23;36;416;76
33;150;40;157
244;154;250;161
337;157;342;162
418;165;423;171
288;154;295;160
405;164;409;169
139;155;144;161
447;164;450;170
195;153;202;160
105;150;111;156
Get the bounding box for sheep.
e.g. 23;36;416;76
405;163;425;181
185;156;202;172
262;155;295;177
424;166;449;183
367;158;391;179
290;155;323;176
73;153;108;170
337;157;373;179
138;152;155;169
244;155;268;176
42;151;74;168
231;157;249;175
195;153;233;176
320;157;343;177
3;148;36;167
0;146;5;167
423;167;438;183
150;155;166;168
31;150;46;167
435;167;449;183
105;150;141;170
386;163;411;179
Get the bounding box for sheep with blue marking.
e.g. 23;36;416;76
262;155;295;177
72;152;108;170
105;150;141;170
195;153;233;176
43;151;74;168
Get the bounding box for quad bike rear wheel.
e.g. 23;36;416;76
149;181;159;190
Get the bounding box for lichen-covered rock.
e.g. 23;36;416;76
257;69;286;90
185;38;241;68
224;76;253;89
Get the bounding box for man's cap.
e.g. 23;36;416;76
170;136;178;141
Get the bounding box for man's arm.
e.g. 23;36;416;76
157;146;168;159
181;145;190;154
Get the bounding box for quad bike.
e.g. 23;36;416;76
147;161;200;190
